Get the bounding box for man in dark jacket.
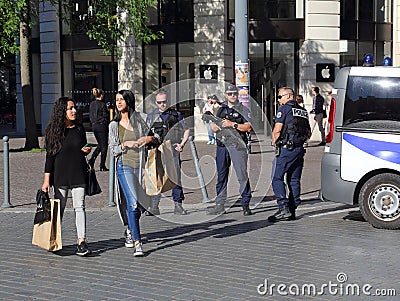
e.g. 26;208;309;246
145;90;190;215
311;86;326;146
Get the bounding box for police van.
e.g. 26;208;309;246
320;66;400;229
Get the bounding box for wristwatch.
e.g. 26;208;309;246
233;123;239;129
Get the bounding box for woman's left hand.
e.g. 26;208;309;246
81;146;92;154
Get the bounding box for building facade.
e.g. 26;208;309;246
15;0;397;137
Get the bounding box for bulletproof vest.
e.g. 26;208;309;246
217;104;248;144
284;101;310;144
150;109;182;143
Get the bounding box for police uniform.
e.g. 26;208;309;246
270;99;310;221
207;100;253;215
146;107;188;214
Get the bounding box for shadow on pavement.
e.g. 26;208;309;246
342;210;367;222
53;238;124;257
144;218;271;254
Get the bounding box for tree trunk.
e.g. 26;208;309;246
20;4;39;150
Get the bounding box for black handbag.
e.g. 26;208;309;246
34;189;51;225
86;164;102;196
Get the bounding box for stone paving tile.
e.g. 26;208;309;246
2;206;400;300
2;134;400;300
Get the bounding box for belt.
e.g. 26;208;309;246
282;144;304;149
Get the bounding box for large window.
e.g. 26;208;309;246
344;76;400;126
148;0;194;25
247;0;297;19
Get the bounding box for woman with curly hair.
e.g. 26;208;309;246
42;97;92;256
109;90;157;256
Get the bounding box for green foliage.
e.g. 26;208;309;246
0;0;26;62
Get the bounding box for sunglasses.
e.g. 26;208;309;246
226;92;238;96
156;101;167;104
277;93;289;99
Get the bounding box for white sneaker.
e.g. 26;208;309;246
133;242;144;256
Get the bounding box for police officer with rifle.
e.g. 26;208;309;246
145;90;190;216
204;84;253;216
269;87;311;222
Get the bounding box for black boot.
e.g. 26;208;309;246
145;205;160;216
174;203;188;215
268;207;290;222
242;204;253;216
206;204;226;215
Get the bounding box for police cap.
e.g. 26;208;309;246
225;83;238;93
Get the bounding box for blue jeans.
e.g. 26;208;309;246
206;122;215;142
271;147;305;209
116;158;142;242
215;146;252;206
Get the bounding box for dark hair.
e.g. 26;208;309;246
208;95;219;102
44;97;74;155
113;90;136;122
313;87;320;93
296;95;304;103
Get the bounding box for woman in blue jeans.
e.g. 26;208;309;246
109;90;158;256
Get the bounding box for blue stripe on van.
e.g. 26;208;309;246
343;133;400;165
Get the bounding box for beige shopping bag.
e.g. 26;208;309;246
144;140;178;196
32;199;62;251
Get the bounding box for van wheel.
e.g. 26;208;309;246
359;173;400;229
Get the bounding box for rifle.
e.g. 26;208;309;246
201;111;247;149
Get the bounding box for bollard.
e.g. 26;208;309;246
107;155;116;207
246;132;252;154
2;136;12;208
188;136;212;203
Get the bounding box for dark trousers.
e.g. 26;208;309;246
91;123;108;168
215;145;252;206
271;147;305;209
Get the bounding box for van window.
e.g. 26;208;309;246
343;76;400;126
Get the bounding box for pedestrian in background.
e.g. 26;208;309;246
206;84;253;216
42;97;92;256
145;90;190;216
310;86;326;146
296;95;304;108
269;87;311;222
88;87;109;171
203;95;217;144
109;89;156;256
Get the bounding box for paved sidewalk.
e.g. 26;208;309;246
2;128;399;300
2;199;400;300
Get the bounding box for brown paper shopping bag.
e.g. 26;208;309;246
144;140;178;196
32;199;62;251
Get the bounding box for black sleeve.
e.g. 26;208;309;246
101;102;108;122
89;102;95;124
44;152;55;173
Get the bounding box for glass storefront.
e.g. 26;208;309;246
143;42;194;117
249;41;296;129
